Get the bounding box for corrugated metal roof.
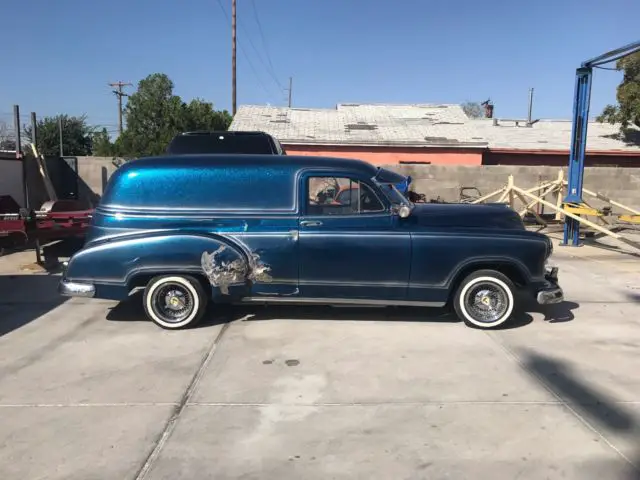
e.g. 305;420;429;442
229;104;640;152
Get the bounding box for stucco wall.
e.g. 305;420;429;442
0;159;24;207
76;157;118;196
283;144;483;166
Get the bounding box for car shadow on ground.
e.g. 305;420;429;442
105;292;234;329
106;293;579;331
625;291;640;303
520;349;640;479
0;274;67;337
520;297;580;324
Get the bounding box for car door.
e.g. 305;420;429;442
298;172;411;301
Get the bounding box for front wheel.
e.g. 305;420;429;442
143;275;208;329
453;270;517;329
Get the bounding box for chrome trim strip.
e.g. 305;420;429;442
298;280;407;287
58;280;96;298
239;297;445;307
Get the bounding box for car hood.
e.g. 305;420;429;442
408;203;525;229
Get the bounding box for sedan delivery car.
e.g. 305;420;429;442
59;155;562;330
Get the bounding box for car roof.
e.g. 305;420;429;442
176;130;273;137
122;154;381;177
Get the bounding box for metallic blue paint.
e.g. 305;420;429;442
62;154;555;307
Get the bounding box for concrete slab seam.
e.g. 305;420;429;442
0;403;180;408
484;331;640;474
133;321;232;480
183;400;640;407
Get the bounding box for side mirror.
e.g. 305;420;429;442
397;205;411;219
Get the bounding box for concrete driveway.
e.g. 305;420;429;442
0;240;639;480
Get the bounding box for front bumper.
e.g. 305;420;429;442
536;266;563;305
58;279;95;298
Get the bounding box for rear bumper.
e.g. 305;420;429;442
58;279;95;298
535;266;563;305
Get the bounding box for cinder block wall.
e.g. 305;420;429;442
75;157;640;211
385;164;640;209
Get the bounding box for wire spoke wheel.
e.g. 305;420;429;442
454;271;516;329
151;282;195;324
463;283;509;324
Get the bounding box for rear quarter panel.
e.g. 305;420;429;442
65;232;249;299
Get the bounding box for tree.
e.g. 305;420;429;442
23;115;94;156
117;73;232;157
0;121;15;150
117;74;184;157
597;51;640;130
462;101;484;119
91;128;115;157
182;99;232;132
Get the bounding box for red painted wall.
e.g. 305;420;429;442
483;151;640;167
283;144;483;166
282;144;640;168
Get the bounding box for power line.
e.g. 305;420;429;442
237;9;284;90
215;0;279;103
249;0;283;89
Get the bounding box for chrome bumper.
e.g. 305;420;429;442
58;279;95;298
536;266;563;305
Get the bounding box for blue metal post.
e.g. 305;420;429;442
562;67;592;246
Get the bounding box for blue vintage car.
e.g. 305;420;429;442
59;154;562;330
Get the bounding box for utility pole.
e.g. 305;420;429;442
109;81;132;135
14;105;27;210
287;77;293;108
231;0;237;115
30;112;38;154
58;115;64;157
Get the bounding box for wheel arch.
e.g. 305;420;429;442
446;258;530;298
127;270;211;293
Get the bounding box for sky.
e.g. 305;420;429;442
1;0;638;133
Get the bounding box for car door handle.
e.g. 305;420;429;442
300;220;323;227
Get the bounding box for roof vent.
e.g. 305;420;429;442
345;124;378;131
424;136;461;145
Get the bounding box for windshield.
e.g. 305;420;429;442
376;181;410;205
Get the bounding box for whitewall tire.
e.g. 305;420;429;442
453;270;516;329
143;275;208;329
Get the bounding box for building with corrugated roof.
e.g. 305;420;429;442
230;103;640;166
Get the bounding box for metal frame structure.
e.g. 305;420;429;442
563;40;640;246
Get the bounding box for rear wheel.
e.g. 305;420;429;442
143;275;208;329
453;269;516;329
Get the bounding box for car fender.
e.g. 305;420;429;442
444;255;532;288
65;231;271;295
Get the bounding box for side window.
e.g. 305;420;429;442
307;177;385;216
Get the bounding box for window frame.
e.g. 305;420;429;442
301;170;389;217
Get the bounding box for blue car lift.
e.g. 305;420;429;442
563;40;640;246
